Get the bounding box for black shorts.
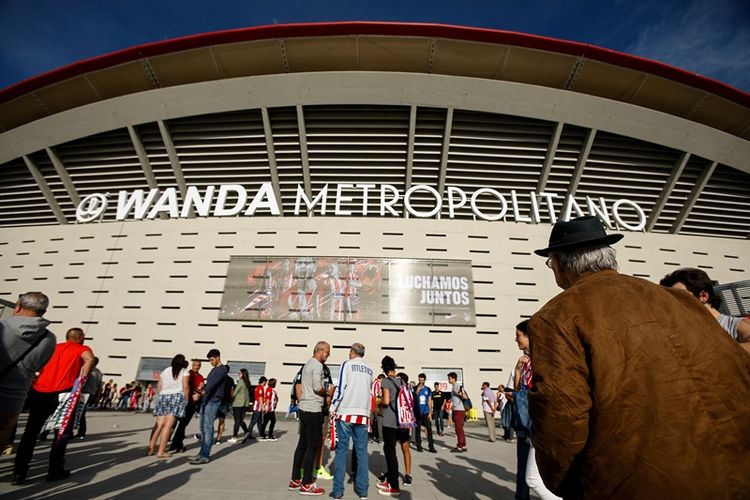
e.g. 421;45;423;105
396;428;410;443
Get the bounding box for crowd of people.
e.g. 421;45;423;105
2;215;750;498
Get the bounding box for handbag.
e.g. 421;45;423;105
459;385;473;410
511;386;531;432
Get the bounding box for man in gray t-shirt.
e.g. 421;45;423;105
289;341;335;496
448;372;467;452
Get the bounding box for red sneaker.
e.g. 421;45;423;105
376;480;390;490
299;482;325;496
288;479;301;491
377;486;401;496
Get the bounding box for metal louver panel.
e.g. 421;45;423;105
541;124;588;222
443;111;553;220
0;104;748;238
577;131;679;231
53;128;146;222
133;123;178;188
304;105;409;216
167;110;272;214
680;164;750;239
28;150;75;222
653;156;711;234
0;158;59;226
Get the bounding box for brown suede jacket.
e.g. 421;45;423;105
529;270;750;499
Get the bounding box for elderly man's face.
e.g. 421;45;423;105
192;360;202;372
548;254;571;290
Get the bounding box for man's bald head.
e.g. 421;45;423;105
66;327;85;344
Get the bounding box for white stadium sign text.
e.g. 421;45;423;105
75;182;647;231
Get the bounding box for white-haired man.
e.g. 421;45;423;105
528;216;750;499
329;343;373;500
0;293;56;454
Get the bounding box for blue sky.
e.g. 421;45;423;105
1;0;749;92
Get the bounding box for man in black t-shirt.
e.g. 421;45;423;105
431;383;445;436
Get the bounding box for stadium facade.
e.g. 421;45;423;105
1;22;749;391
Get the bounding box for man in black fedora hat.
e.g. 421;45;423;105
527;216;750;499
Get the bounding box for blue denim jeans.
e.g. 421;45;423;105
199;400;220;459
332;420;369;498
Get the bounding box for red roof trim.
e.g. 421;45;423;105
2;21;748;108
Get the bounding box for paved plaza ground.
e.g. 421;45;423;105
1;410;520;499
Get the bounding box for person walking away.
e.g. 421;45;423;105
481;382;497;442
529;216;750;498
260;378;279;440
169;358;204;453
329;343;373;500
414;374;437;453
227;368;251;443
13;326;94;484
394;372;413;486
244;376;267;441
189;349;227;465
288;341;335;496
0;292;56;455
98;380;112;408
375;356;408;497
148;354;189;458
76;357;102;439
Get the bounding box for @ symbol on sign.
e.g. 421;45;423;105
76;193;108;223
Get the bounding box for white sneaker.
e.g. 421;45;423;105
227;437;239;444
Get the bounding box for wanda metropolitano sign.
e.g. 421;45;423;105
75;182;647;230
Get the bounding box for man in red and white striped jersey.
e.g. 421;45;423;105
260;378;278;440
242;376;266;442
329;343;373;500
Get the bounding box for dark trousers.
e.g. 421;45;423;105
292;410;322;485
259;411;276;438
15;389;70;477
414;413;434;449
77;398;94;437
369;412;382;442
433;407;444;435
170;403;197;450
382;427;400;489
248;409;264;438
515;432;531;500
232;407;248;437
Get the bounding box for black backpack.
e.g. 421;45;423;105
222;374;234;404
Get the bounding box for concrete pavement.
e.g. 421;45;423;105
1;411;519;499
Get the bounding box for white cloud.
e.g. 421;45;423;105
626;0;750;91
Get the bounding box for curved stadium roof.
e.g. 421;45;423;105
0;22;749;238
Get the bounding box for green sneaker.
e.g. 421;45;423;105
315;467;333;480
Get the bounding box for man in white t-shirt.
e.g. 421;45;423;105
481;382;497;442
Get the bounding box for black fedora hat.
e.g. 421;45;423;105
534;216;623;257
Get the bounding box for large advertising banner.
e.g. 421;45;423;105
219;256;475;326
